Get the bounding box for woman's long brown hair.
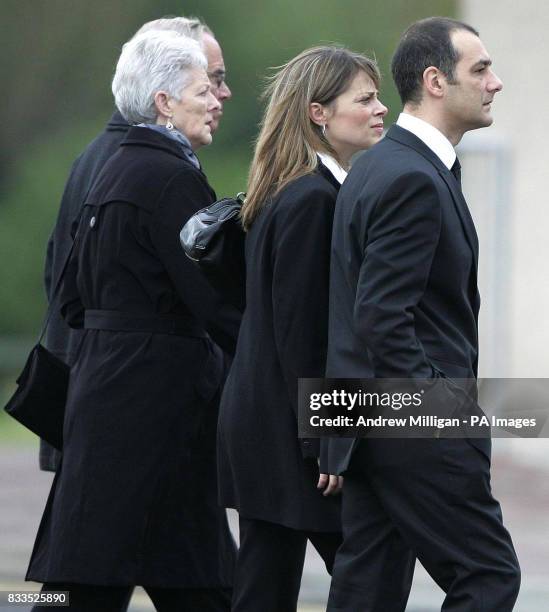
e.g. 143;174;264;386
241;46;380;230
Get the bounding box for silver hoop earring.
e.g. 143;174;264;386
322;124;327;137
166;119;174;130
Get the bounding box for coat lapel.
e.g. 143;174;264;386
386;125;479;273
316;158;343;191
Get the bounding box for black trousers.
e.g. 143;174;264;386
232;517;342;612
32;582;231;612
327;438;521;611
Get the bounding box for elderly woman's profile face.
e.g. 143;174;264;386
169;67;220;150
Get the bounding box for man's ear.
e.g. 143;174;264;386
309;102;329;126
422;66;446;99
154;91;173;120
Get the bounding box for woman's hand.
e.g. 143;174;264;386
317;473;344;496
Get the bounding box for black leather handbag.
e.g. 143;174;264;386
180;193;246;310
4;343;68;450
3;239;76;450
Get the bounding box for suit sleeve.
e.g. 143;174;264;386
272;185;335;438
354;171;442;378
150;168;241;355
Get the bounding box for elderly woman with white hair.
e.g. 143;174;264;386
26;30;240;612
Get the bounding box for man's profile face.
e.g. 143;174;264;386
202;33;232;134
444;29;503;133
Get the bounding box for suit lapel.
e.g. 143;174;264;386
386;125;479;272
438;168;479;270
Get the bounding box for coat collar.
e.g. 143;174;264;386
121;125;196;164
386;124;449;173
396;113;456;170
106;110;130;132
386;124;479;271
316;152;347;185
317;157;343;191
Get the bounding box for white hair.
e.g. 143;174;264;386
133;16;213;43
112;30;207;124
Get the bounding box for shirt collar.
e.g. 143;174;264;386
317;152;348;184
396;112;456;170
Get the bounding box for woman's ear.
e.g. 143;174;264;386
309;102;329;127
154;91;173;122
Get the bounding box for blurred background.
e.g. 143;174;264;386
1;0;548;610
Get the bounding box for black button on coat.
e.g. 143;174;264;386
26;127;240;588
217;162;342;532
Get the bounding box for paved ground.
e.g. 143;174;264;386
1;439;548;611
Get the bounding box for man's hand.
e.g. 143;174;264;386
317;473;344;496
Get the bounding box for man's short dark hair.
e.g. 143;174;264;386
391;17;479;106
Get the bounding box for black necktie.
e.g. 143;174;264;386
451;157;462;188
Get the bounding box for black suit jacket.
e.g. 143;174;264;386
217;162;341;532
325;124;483;474
40;111;130;471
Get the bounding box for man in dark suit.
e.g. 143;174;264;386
40;15;232;471
325;17;520;611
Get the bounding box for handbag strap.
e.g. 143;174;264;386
39;167;102;344
38;234;79;344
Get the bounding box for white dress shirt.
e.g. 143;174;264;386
317;151;348;185
396;112;456;170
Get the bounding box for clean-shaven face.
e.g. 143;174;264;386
444;29;503;133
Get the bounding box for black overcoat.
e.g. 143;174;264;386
41;111;130;471
217;162;341;532
27;127;240;587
